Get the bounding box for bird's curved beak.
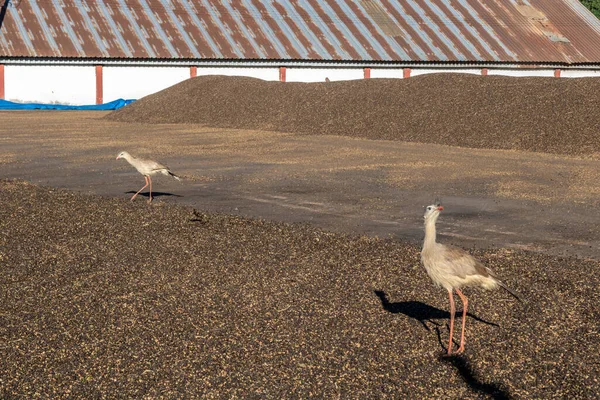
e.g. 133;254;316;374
116;156;120;160
437;206;444;211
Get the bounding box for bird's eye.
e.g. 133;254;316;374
427;206;432;210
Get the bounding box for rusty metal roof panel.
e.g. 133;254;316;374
1;0;600;64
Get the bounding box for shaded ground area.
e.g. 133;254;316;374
1;111;599;260
107;74;600;156
1;180;599;398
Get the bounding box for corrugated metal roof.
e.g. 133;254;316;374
1;0;600;64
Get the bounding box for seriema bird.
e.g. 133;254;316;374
116;151;181;203
420;201;521;355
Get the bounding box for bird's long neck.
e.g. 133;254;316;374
423;217;438;250
122;153;139;167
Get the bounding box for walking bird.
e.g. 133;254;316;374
420;201;521;355
116;151;181;203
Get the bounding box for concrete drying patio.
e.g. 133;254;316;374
1;111;598;260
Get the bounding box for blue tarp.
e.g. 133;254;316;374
0;98;135;110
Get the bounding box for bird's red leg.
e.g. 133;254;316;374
131;176;149;201
455;288;469;354
148;176;153;203
447;289;455;355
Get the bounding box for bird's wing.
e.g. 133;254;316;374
440;244;495;279
151;165;169;172
137;158;168;174
147;160;167;170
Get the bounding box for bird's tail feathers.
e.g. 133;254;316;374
169;171;182;181
498;281;524;303
157;168;182;181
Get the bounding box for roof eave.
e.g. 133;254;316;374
1;57;600;70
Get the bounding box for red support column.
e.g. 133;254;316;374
0;64;4;100
554;69;561;78
403;67;411;78
481;68;489;76
279;66;287;82
364;67;371;79
190;66;197;78
95;65;103;105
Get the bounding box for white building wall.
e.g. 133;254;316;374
3;64;600;105
103;66;190;101
561;69;600;78
286;68;363;82
105;66;279;101
195;67;279;81
370;69;405;79
5;65;96;104
410;68;482;76
486;69;555;77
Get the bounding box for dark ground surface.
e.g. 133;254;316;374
1;112;599;261
107;74;600;157
1;180;599;399
1;74;600;397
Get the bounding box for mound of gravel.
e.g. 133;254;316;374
106;74;600;156
1;179;599;398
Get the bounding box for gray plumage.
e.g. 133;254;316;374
116;151;181;202
420;202;521;355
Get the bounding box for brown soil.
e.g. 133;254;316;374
106;74;600;156
1;179;599;398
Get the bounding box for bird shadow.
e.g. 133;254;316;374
439;354;512;400
374;290;499;332
374;291;510;398
125;191;183;198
